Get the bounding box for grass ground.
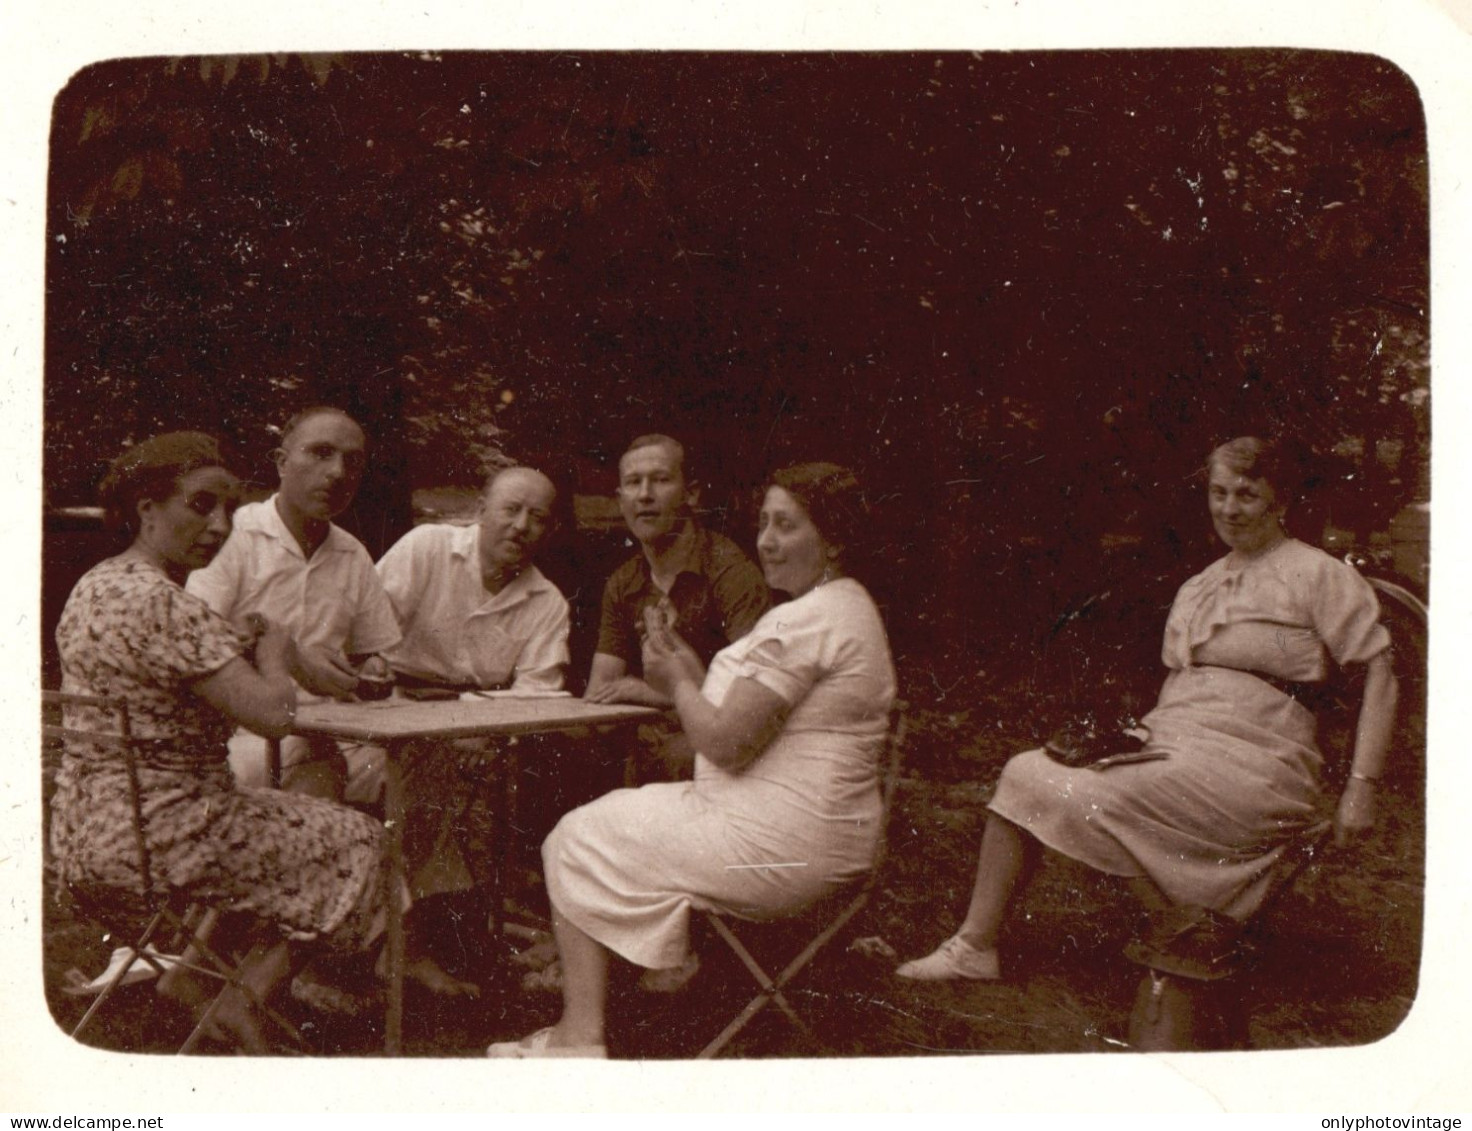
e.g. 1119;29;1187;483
41;673;1424;1061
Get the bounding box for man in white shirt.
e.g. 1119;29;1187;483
377;465;570;693
367;465;570;916
187;406;401;797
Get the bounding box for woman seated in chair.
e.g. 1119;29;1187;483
50;432;391;1048
489;462;896;1057
897;435;1398;981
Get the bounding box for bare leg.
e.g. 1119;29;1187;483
542;902;610;1049
157;906;226;1011
195;939;297;1053
282;758;345;800
955;815;1034;951
404;912;480;998
897;815;1036;979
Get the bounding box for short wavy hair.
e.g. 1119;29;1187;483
768;462;866;561
98;431;229;538
1206;435;1300;504
622;433;692;486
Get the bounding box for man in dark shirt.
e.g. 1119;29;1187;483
582;433;771;988
586;433;770;710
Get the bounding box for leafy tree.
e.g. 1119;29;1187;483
46;50;1427;680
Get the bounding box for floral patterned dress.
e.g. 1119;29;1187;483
50;555;388;950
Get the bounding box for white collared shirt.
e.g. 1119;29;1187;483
185;496;402;692
375;522;570;692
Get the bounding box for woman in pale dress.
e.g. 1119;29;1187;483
489;462;895;1057
897;435;1399;981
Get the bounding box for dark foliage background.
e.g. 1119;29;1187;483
44;49;1428;703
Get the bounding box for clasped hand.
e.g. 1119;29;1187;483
640;608;705;699
292;642;364;699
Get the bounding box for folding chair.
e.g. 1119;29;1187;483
44;690;303;1052
696;706;908;1059
1122;569;1428;1051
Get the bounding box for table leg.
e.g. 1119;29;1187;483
266;737;282;790
383;739;406;1056
503;741;523;929
489;740;509;938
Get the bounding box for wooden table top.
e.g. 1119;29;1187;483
291;694;660;743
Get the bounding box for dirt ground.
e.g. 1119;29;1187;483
40;668;1424;1061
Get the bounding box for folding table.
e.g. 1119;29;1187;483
288;694;657;1054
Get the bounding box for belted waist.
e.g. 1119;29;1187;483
1196;664;1325;712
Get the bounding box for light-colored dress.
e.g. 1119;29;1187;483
543;577;896;969
988;538;1390;920
51;556;389;950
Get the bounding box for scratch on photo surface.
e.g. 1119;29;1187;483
723;862;809;870
945;1007;1050;1031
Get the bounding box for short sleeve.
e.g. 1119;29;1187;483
510;591;572;693
348;549;403;656
184;529;244;616
732;602;831;705
1312;558;1391;666
595;568;638;664
376;525;427;628
129;584;244;686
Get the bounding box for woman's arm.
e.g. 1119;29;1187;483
669;677;790;773
191;620;299;739
644;625;788;771
1333;650;1399;846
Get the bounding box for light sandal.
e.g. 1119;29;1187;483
895;934;1001;981
486;1026;607;1059
62;946;182;996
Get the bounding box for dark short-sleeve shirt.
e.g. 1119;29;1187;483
596;526;771;672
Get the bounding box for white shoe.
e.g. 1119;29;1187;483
487;1026;607;1059
62;946;182;996
895;934;1001;981
637;951;701;994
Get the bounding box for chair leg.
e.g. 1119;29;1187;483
156;906;222;1003
767;988;823;1049
698;896;869;1058
178;938;306;1055
1126;969;1249;1051
70;910;173;1040
699;916;777;1058
694;958;820;1060
148;905;304;1054
699;991;775;1059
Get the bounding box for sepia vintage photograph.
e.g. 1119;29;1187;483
6;0;1468;1116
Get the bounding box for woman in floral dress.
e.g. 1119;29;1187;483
51;432;390;1047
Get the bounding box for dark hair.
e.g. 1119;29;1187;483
768;462;866;561
622;433;692;485
1207;435;1299;504
99;432;229;537
277;405;363;450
